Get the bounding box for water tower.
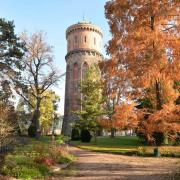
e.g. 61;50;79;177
62;21;103;136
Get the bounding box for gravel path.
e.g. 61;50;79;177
58;145;180;180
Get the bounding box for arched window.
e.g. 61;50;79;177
73;63;78;110
73;63;78;81
73;63;78;94
72;96;78;111
82;62;88;79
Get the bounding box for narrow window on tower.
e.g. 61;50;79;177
94;37;96;45
75;36;77;43
73;63;78;92
84;36;86;43
82;62;88;79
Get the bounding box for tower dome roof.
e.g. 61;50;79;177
66;21;103;38
77;20;92;24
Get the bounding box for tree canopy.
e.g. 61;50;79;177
105;0;180;144
0;18;25;103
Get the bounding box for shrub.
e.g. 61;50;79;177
175;133;180;145
35;157;55;166
28;124;37;137
137;146;148;156
136;132;148;145
0;105;16;148
2;154;49;179
71;128;80;141
80;129;91;142
1;136;74;179
49;144;74;164
3;166;43;179
153;132;165;146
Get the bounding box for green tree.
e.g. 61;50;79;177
0;18;25;103
74;64;104;143
0;18;25;145
28;90;60;135
16;97;31;135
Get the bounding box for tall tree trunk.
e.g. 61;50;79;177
94;130;97;144
155;80;163;110
154;80;163;152
52;115;56;143
110;128;115;138
29;97;41;138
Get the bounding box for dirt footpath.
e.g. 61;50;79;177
58;146;180;180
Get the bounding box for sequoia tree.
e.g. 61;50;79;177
105;0;180;144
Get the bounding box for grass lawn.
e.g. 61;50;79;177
1;136;74;179
71;136;180;157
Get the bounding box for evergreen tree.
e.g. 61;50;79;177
0;18;25;103
74;64;104;142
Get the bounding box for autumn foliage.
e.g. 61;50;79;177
138;104;180;143
100;103;138;131
104;0;180;143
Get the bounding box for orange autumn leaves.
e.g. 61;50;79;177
138;104;180;142
100;0;180;141
100;103;138;131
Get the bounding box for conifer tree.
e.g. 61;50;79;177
74;64;104;142
105;0;180;144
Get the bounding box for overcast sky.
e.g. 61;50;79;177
0;0;111;114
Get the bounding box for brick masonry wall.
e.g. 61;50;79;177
62;22;103;136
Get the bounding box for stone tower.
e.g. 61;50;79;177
61;21;103;136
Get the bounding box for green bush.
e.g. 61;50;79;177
3;166;42;179
80;129;91;142
136;132;148;145
49;144;74;164
1;136;74;179
153;132;165;146
137;146;148;156
71;128;80;141
175;133;180;145
2;154;49;179
28;124;37;137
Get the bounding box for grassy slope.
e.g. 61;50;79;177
71;136;180;157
